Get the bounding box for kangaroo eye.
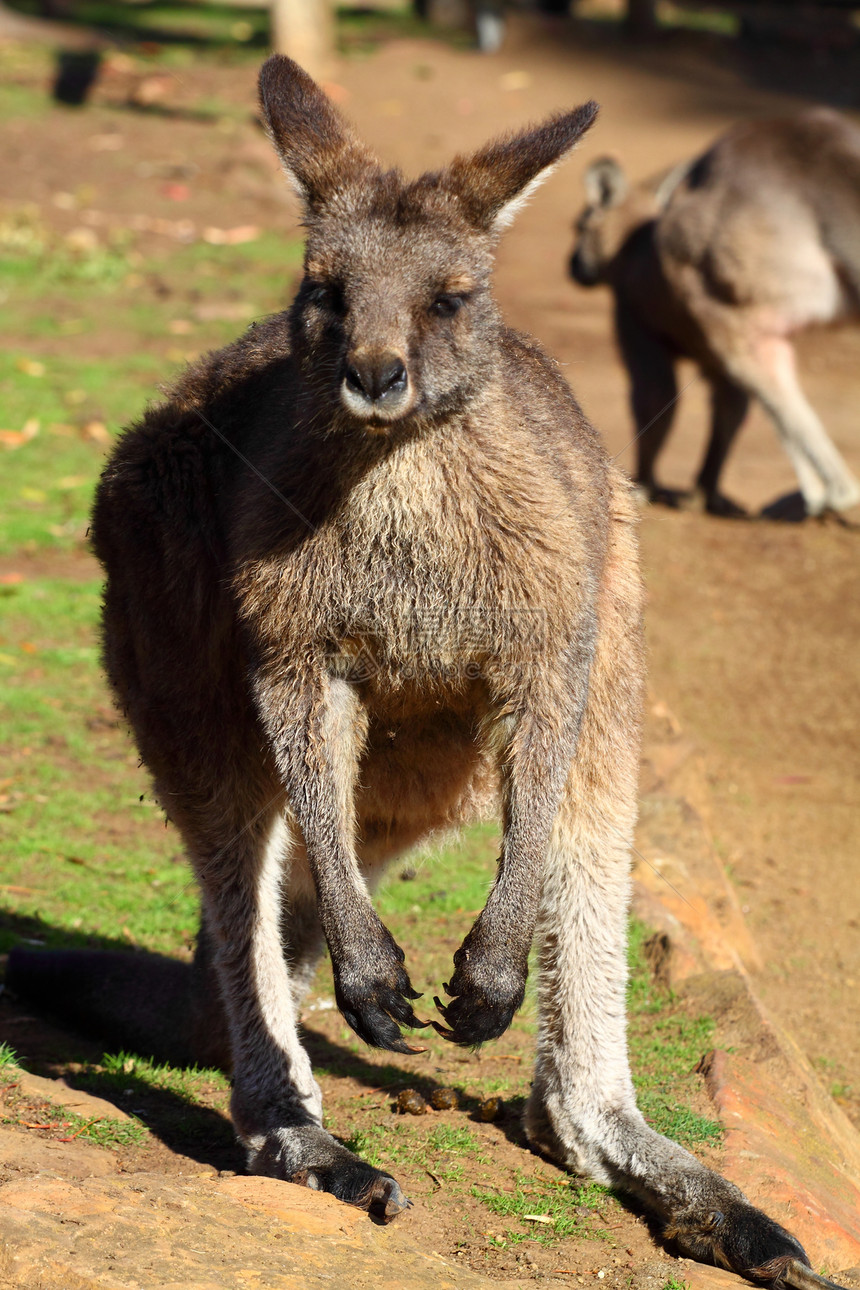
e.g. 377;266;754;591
430;293;467;319
307;281;346;316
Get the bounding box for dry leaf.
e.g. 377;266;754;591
201;224;259;246
17;359;45;377
0;428;32;449
82;420;110;445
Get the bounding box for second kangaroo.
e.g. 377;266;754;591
571;110;860;519
84;57;831;1287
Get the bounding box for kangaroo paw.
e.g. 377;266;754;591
333;933;429;1053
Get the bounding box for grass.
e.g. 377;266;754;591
627;922;722;1147
97;1051;229;1101
342;1121;490;1174
0;1105;147;1150
64;1111;148;1148
0;1042;20;1079
0;576;200;953
0;1042;148;1147
472;1174;612;1247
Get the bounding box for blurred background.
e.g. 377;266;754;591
0;0;858;1210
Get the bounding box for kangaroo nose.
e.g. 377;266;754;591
345;353;408;404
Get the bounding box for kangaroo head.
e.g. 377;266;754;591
570;156;658;287
259;55;597;434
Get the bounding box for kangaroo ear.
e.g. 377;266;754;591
258;54;380;213
584;156;628;209
443;102;599;233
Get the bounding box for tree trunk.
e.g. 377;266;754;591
270;0;334;80
626;0;657;37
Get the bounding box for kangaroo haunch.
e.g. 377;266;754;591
32;56;842;1284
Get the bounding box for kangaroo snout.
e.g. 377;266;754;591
342;349;411;421
569;248;600;287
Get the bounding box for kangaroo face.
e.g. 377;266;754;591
570;157;656;287
570;202;619;286
258;57;598;436
294;197;498;432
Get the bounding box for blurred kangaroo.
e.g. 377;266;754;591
11;57;832;1287
570;110;860;518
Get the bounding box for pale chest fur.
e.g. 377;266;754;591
237;425;596;697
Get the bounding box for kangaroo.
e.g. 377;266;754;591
570;110;860;519
12;57;838;1287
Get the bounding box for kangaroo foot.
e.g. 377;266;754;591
704;491;748;518
760;491;810;522
668;1200;848;1289
249;1124;410;1222
644;483;691;510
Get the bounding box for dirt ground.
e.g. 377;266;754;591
1;8;859;1281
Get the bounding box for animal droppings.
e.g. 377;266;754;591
395;1089;429;1116
429;1088;458;1111
477;1096;504;1122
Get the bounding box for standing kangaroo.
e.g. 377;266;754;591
32;57;835;1286
570;110;860;518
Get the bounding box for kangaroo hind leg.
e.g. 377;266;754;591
733;335;859;517
525;475;813;1281
169;774;408;1220
696;375;749;517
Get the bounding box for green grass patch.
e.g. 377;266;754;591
472;1172;613;1247
97;1051;229;1100
66;1110;148;1148
0;1104;147;1148
340;1117;490;1175
0;1043;20;1079
628;922;722;1148
0;1042;148;1146
0;575;199;953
